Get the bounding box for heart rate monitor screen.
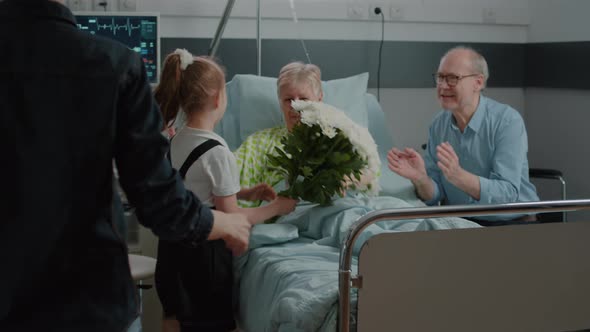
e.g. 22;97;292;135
76;14;159;84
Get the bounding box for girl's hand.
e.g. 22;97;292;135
166;126;176;139
243;183;277;202
273;196;298;215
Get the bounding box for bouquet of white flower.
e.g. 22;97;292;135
268;100;381;206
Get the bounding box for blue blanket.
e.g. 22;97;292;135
236;196;480;332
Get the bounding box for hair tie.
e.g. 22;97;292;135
173;48;194;70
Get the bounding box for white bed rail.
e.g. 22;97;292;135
338;199;590;332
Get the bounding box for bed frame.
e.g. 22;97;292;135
339;199;590;332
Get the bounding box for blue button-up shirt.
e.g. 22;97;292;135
424;95;539;220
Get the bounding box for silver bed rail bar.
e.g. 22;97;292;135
337;199;590;332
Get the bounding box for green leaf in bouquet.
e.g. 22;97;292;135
307;156;326;166
328;151;351;164
301;166;313;178
267;153;285;167
274;146;292;161
353;171;362;181
264;119;372;206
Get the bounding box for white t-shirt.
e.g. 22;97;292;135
170;127;241;206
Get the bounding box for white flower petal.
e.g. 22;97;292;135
288;100;381;195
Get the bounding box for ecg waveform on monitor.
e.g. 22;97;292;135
76;15;158;83
89;18;142;37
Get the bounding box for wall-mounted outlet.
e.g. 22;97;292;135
482;8;497;24
68;0;90;11
347;3;365;20
390;4;405;20
369;3;386;20
92;0;116;12
119;0;137;12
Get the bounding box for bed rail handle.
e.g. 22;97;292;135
337;198;590;332
351;275;363;289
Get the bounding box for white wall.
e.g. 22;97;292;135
139;0;529;42
527;0;590;42
525;0;590;221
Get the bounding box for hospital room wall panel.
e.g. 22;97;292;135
525;42;590;90
525;88;590;223
524;0;590;222
145;0;528;43
158;17;528;44
527;0;590;43
161;38;526;88
140;0;529;24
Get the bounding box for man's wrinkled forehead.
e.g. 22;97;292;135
439;51;473;74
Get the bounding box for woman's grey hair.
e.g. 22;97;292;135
277;62;322;97
444;46;489;87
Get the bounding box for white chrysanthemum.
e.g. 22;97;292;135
322;126;337;139
291;100;381;194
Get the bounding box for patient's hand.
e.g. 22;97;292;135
342;169;376;191
240;183;277;202
387;147;427;181
340;174;359;196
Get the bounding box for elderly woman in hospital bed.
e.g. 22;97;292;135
217;64;480;331
233;61;322;202
233;61;374;205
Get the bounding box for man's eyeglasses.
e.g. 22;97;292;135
433;73;479;87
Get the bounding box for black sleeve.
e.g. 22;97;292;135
113;51;213;247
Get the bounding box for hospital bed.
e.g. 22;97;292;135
341;200;590;332
217;73;590;332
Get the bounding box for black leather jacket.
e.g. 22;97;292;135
0;0;213;330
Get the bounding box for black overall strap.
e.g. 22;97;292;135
178;139;222;179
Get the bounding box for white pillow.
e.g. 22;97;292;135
321;73;369;127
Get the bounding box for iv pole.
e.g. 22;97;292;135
256;0;261;75
208;0;237;57
208;0;262;76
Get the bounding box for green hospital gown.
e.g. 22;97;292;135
234;126;288;207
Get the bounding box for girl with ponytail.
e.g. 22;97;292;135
153;49;297;332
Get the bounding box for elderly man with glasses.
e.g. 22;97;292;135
387;46;539;226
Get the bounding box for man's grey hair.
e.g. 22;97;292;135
443;46;489;87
